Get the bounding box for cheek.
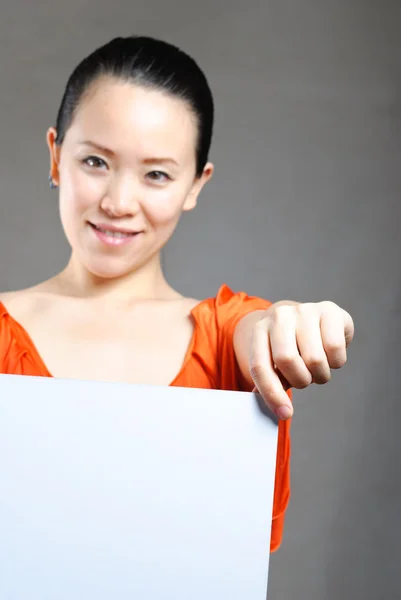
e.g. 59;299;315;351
60;164;104;216
143;184;193;225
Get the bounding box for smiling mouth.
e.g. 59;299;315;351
89;223;139;239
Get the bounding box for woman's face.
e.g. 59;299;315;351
47;77;213;279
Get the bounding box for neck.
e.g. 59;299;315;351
55;252;179;302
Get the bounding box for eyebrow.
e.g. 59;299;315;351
78;141;180;166
79;141;115;157
142;157;180;167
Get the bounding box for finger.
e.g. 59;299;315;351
249;322;294;420
253;368;292;394
319;303;348;369
269;306;313;389
343;309;355;348
296;305;331;385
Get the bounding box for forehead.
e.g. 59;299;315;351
65;77;197;161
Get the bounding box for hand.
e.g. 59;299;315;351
249;300;354;420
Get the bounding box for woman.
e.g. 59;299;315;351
0;36;354;552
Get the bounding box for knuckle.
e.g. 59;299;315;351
297;302;309;312
272;305;294;322
319;300;338;312
249;362;264;380
325;342;344;354
294;376;312;390
315;372;332;385
297;302;316;316
330;354;347;369
274;353;299;368
253;319;267;332
302;354;323;369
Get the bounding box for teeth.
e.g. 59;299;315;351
96;226;133;238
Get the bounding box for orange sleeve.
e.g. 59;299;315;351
0;305;14;373
213;284;272;391
0;304;48;376
211;284;292;552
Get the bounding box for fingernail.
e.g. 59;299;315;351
276;405;293;420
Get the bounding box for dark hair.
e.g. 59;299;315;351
54;36;214;177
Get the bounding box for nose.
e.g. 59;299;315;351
100;178;141;218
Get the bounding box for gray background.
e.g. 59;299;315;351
0;0;400;598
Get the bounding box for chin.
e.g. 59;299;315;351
83;257;139;280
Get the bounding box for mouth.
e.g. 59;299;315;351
89;222;140;239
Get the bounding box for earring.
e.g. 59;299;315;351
48;174;58;189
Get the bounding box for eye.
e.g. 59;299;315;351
146;171;171;183
82;156;108;169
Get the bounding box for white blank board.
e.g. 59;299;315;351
0;374;278;600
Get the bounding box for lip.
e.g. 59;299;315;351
88;222;143;247
89;222;141;234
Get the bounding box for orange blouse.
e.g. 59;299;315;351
0;283;291;552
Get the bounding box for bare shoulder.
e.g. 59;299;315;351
164;286;201;313
0;284;52;320
183;296;202;310
177;296;202;320
0;287;34;310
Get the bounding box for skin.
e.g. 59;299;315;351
0;76;354;418
234;302;354;419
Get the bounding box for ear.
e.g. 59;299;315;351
182;162;214;212
46;127;61;186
